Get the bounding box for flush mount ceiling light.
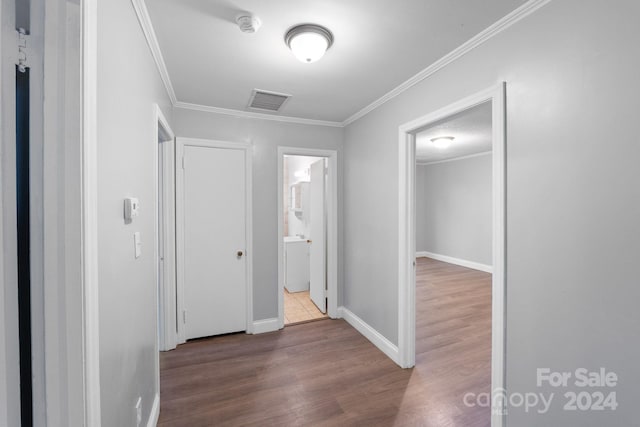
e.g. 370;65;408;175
431;136;454;149
285;24;334;63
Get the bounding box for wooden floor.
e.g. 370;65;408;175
158;257;492;426
284;289;329;325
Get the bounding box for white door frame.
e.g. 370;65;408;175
0;0;21;424
80;0;101;424
277;147;338;329
398;83;506;427
153;104;176;352
175;137;254;341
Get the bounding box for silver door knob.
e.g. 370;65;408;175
237;251;244;257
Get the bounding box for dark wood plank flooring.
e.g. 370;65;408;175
158;257;492;426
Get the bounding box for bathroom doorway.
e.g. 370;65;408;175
282;155;328;324
277;148;338;328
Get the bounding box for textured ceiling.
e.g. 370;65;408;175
146;0;527;122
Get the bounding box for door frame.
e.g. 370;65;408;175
175;137;254;341
154;104;176;352
397;83;506;426
0;1;21;424
277;147;338;329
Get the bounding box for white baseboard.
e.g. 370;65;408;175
416;251;493;273
338;306;400;366
147;393;159;427
251;317;280;334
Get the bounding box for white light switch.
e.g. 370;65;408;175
134;232;142;259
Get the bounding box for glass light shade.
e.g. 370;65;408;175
431;137;454;149
289;32;329;63
285;24;333;63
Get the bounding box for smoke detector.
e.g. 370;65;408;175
236;13;261;33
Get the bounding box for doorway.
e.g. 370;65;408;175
154;105;176;355
397;84;506;426
277;147;338;329
282;155;329;325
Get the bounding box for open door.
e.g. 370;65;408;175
309;159;326;313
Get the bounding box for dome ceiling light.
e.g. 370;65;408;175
430;136;455;149
285;24;334;63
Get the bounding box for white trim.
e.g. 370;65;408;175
174;101;343;128
146;393;160;427
398;83;507;427
154;104;177;353
81;0;102;424
416;251;493;274
130;0;177;104
251;318;280;334
130;0;548;129
0;1;20;425
416;150;492;166
175;137;253;341
277;147;339;330
343;0;549;126
338;307;400;365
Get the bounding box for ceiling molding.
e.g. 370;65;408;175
416;150;492;166
174;102;344;128
133;0;549;128
131;0;177;104
341;0;552;127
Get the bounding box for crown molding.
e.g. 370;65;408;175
132;0;550;129
416;150;492;166
341;0;552;126
174;101;344;128
131;0;177;104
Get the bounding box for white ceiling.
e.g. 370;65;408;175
415;101;492;163
145;0;527;122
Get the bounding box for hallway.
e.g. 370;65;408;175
158;258;492;426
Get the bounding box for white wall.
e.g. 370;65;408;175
343;1;640;425
96;0;173;425
171;108;344;319
416;153;492;265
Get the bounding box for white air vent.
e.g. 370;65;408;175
248;89;291;112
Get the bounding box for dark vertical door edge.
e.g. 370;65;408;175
16;65;33;427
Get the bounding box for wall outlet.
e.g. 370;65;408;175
135;397;142;427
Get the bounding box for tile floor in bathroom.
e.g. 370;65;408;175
284;289;328;325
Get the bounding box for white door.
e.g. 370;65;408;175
181;144;247;339
309;159;326;313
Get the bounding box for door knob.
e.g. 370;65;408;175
237;250;244;257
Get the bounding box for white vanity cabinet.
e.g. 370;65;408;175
284;237;310;292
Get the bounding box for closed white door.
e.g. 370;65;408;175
181;144;247;339
309;159;326;313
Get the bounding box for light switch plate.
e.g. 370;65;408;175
134;232;142;259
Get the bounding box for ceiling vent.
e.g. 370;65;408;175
247;89;291;112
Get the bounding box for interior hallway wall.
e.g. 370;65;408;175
96;0;173;425
342;1;640;425
171;108;344;320
416;153;492;265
